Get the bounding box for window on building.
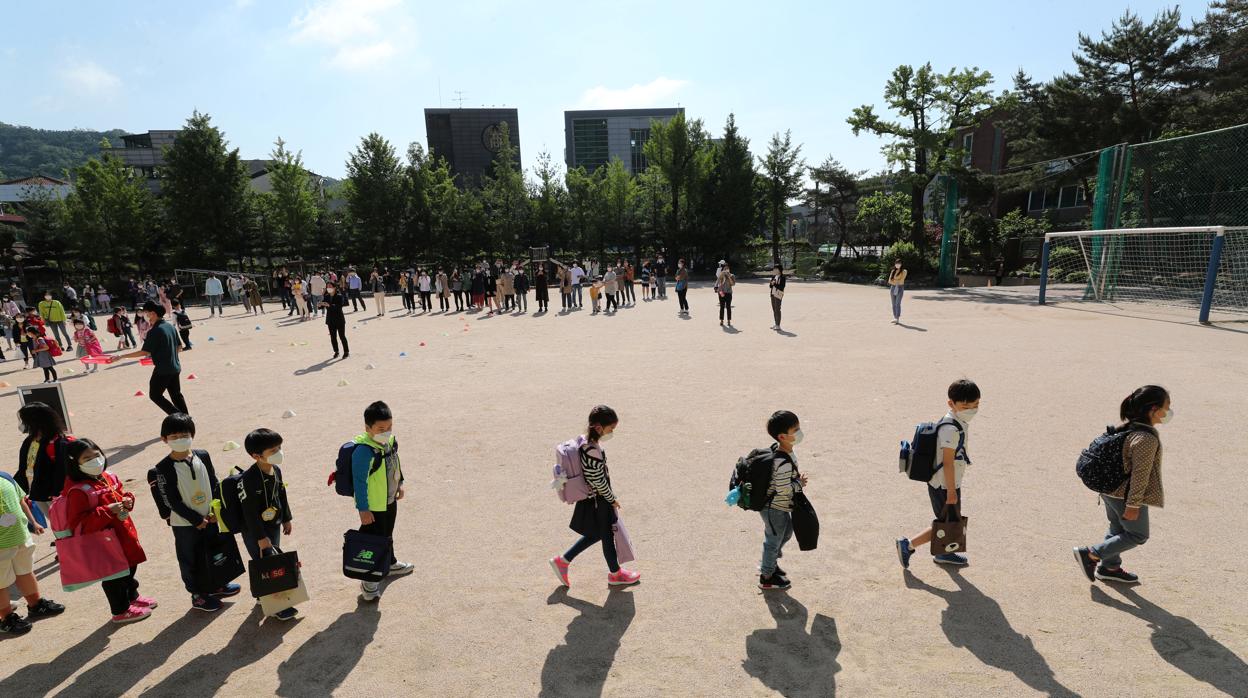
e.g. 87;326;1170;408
572;119;609;171
629;128;650;173
1028;189;1046;212
962;133;974;166
1058;184;1086;208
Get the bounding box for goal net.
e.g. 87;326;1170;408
1039;226;1248;322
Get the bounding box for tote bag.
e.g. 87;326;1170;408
248;549;300;597
613;517;636;565
930;504;968;555
202;532;245;588
343;529;392;582
56;525;130;592
791;492;820;551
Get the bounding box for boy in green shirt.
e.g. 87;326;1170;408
351;401;414;601
0;474;65;635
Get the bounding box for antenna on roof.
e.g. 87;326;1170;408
453;91;467;109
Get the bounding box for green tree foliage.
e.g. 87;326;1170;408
807;157;863;259
19;187;73;279
345;132;404;266
529;151;567;252
700;114;756;262
161;111;251;268
480;123;529;258
643;113;709;251
62;144;156;276
1175;1;1248;132
0;122;127;179
758;131;805;267
266;137;319;262
848;63;994;249
854;191;910;244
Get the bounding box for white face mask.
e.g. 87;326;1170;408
598;431;614;443
791;430;804;446
168;437;193;453
80;456;106;477
373;431;392;444
267;450;284;466
1158;408;1173;424
957;408;978;424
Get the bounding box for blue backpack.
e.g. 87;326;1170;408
899;418;964;482
327;442;390;497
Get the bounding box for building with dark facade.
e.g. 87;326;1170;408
424;108;521;188
563;108;683;175
100;130;179;191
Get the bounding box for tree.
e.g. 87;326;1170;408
758;131;805;267
702;114;756;264
1176;1;1248;131
598;158;636;259
401;142;435;262
19;186;73;282
345;132;405;266
848;63;994;249
807;158;863;259
854;191;910;244
161;111;251;268
266;137;319;263
63;143;156;276
644;113;708;251
529;151;567;252
480;123;528;259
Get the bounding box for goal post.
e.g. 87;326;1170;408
1037;226;1246;323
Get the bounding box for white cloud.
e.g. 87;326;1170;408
59;60;121;97
290;0;410;70
234;0;254;8
577;77;689;109
330;41;397;70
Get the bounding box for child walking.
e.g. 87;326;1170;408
0;473;65;635
757;410;808;590
350;401;414;601
108;307;136;350
27;326;58;383
240;428;298;620
171;301;193;350
63;439;155;624
895;379;981;569
72;318;106;373
1073;385;1170;585
549;406;641;588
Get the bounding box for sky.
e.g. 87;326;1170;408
3;0;1210;181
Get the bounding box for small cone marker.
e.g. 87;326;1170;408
223;441;240;451
267;349;276;353
282;409;296;418
187;374;197;380
298;341;309;346
255;326;261;330
289;342;297;347
338;378;349;387
225;361;235;366
65;368;76;375
419;342;426;347
134;390;145;397
366;363;377;370
208;337;215;342
399;352;407;357
0;381;9;387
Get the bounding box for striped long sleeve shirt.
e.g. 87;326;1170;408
580;444;615;504
767;454;800;513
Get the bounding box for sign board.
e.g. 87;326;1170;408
17;382;71;434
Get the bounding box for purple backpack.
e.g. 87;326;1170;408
552;436;591;504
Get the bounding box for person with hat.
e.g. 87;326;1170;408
122;301;189;415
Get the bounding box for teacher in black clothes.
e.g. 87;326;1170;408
122;301;189;415
319;281;349;359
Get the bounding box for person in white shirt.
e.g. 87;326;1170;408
603;267;619;313
203;274;224;317
308;273;326;317
570;263;586;308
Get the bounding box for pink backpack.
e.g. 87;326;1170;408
48;483;98;537
552;436;591;504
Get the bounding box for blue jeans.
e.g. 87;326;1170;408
207;294;223;315
759;508;793;577
573;284;583;306
1090;496;1149;568
890;284;904;319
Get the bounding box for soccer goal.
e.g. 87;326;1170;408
1038;226;1247;323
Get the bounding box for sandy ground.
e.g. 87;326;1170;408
0;281;1245;698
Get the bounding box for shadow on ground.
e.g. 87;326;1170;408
275;599;380;696
742;592;841;697
540;587;636;697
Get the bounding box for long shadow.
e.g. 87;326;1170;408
46;608;228;697
293;358;337;376
539;587;636;698
775;329;798;338
911;288;1041;305
897;322;928;332
138;606;297;697
0;624;117;692
906;569;1080;697
275;599;380;697
1091;586;1248;696
742;592;841;697
106;436;164;467
722;325;741;334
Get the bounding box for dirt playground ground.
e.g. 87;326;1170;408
0;281;1245;697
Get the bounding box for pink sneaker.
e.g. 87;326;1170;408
607;569;641;587
132;596;158;609
549;556;570;587
111;605;152;625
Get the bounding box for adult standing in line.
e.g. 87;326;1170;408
534;264;549;313
244;277;263;314
570;261;586;309
399;271;413;314
127;278;141;311
675;258;690;315
484;262;500;316
308;271;325;318
227;275;243;307
513;265;529;313
204;273;224;318
470;264;485;310
888;259;907;324
122;302;188;416
603;266;619;314
715;260;736;328
168;277;184;312
654;254;668;300
9;282;26;311
769;264;787;331
500;264;515;312
319;281;349;359
82;284;95;313
291;276;309;321
62;282;78;309
436;268;450;313
557;263;572;312
156;281;173;318
450;269;463;312
14;401;72;523
347;268;366;313
370;269;387;317
38;291;73;350
418;270;433;313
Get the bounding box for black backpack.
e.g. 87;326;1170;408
216;466;247;534
1076;426;1141;495
728;446;791;511
899;417;963;482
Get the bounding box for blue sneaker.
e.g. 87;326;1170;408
895;538;914;569
211;583;242;598
933;553;969;567
192;595;223;612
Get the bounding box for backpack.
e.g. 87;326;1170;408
216;466;247;534
107;316;120;336
728;446;791;511
551;436;591;504
45;338;63;357
1076;426;1140;495
327;442;387;497
899;418;963;482
48;482;100;539
146;467;172;522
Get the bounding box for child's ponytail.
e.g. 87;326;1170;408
1119;385;1169;427
585;405;619;443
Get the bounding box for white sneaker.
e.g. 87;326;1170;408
359;581;381;601
388;561;415;577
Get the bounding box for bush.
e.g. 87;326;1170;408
1064;271;1090;284
881;242;923;273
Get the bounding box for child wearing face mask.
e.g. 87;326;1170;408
895;379;981;569
152;412;240;612
63;439;154;624
757;410;808;590
1073;385;1171;585
240;428;298;620
549;405;641;588
351;401;414;601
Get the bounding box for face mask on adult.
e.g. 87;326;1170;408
168;437;193;453
80;457;106;477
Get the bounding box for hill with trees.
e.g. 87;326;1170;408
0;122;128;180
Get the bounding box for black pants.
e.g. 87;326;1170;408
537;296;547;312
624;281;635;303
438;294;449;311
453;291;464;310
420;291;432;311
149;372;189;415
771;296;783;326
719;293;733;324
178;328;192;349
516;291;527;312
172;525;214;595
564;530;620;574
101;566;140;615
360;501;399;566
606;293;617;312
402;292;415;311
349;289;366;311
329;324;349;356
42;366;58;382
677;287;689;312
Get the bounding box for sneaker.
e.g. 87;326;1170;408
773;565;789;582
111;605;152;625
895;538;914;569
933;553;969;567
607;569;641;587
132;595;158;609
1095;566;1140;584
1073;547;1097;582
758;574;792;591
27;598;65;618
0;611;32;635
549;556;570;587
192;595;223;612
273;607;299;621
388;561;415;577
359;582;381;602
211;583;242;598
